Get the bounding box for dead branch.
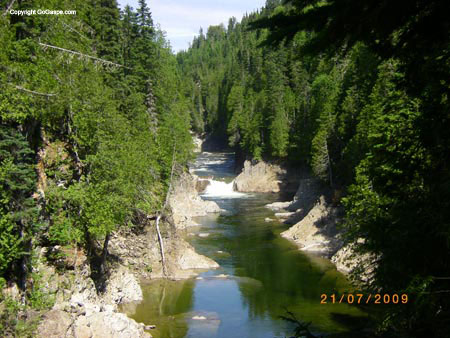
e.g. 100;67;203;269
38;42;129;69
15;85;56;97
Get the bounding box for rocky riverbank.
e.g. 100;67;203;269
280;195;343;255
230;160;368;278
264;177;345;257
265;176;370;278
33;171;221;337
35;248;151;338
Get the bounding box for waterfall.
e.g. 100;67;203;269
202;179;246;198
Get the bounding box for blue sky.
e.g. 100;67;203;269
117;0;266;52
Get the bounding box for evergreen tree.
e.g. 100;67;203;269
0;125;37;281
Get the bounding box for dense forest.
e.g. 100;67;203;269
178;0;450;336
0;0;192;334
1;0;450;336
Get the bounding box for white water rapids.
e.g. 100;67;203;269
201;179;246;198
191;152;247;198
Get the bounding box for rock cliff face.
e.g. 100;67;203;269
109;224;218;280
103;267;143;305
233;160;286;193
36;250;150;338
36;221;220;337
280;195;343;256
234;161;348;258
169;172;221;228
266;177;324;225
176;242;219;271
331;243;359;274
331;240;375;281
267;176;343;256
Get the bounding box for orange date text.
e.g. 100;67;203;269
320;293;408;304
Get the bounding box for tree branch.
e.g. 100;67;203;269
38;42;130;69
15;85;56;97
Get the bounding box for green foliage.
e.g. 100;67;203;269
310;127;331;182
0;125;38;277
227;85;245;147
269;105;289;158
280;309;317;338
45;185;82;245
343;62;434;299
0;212;23;275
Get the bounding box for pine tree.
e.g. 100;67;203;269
137;0;154;36
0;125;37;282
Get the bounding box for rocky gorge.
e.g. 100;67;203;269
31;153;365;338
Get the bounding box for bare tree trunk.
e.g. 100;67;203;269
155;143;177;277
155;215;166;276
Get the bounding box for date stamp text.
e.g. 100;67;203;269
320;293;409;304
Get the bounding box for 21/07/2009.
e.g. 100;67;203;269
320;293;408;304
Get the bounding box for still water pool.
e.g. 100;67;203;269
121;153;367;337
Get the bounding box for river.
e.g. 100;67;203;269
122;152;368;337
